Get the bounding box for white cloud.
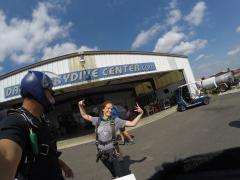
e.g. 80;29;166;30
77;45;98;52
151;1;209;55
0;66;3;71
228;47;240;56
48;0;71;11
132;0;182;49
195;62;223;77
169;0;177;9
131;24;162;49
185;1;207;26
167;9;181;26
194;54;210;61
42;42;77;60
131;0;184;51
11;53;33;64
166;0;181;25
153;27;185;52
236;26;240;33
172;39;208;55
42;43;98;60
0;2;71;64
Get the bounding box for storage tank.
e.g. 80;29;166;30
233;69;240;79
215;72;234;85
201;77;218;90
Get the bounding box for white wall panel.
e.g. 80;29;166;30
95;54;182;73
0;81;3;101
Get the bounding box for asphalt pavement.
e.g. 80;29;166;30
60;92;240;180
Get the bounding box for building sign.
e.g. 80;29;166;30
4;62;156;98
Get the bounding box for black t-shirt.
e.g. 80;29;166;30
0;108;64;180
0;113;28;150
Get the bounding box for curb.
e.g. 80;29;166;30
219;88;240;96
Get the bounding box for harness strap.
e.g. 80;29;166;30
7;109;36;178
95;118;101;146
98;139;113;145
7;108;60;179
95;117;123;162
95;117;117;145
7;109;54;157
95;117;118;146
7;108;38;128
110;118;117;146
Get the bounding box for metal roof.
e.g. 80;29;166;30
0;51;187;80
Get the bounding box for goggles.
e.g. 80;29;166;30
41;71;62;92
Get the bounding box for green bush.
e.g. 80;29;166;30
211;89;220;95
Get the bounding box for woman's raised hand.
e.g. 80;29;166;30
78;100;85;107
134;103;143;114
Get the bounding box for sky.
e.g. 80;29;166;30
0;0;239;79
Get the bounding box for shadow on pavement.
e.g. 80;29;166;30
122;156;147;175
229;121;240;128
203;105;234;112
148;147;240;180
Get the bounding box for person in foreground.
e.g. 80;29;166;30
0;71;73;180
78;99;144;178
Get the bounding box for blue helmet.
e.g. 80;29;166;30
20;71;54;110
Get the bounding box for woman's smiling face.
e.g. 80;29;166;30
102;103;113;117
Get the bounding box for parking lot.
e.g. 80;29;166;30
61;92;240;180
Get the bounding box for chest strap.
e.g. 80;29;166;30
95;117;117;146
97;139;113;145
7;108;56;156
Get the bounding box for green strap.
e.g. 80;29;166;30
110;118;116;145
29;128;39;155
95;118;101;143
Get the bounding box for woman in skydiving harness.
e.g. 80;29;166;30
78;100;143;178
